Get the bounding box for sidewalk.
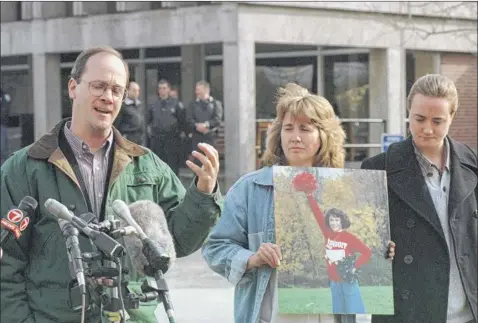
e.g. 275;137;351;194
154;250;234;323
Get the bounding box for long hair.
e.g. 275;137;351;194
261;83;346;168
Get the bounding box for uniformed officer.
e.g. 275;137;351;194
0;88;11;164
148;79;186;175
114;81;145;145
186;80;223;166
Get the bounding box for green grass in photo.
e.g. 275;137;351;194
278;286;394;315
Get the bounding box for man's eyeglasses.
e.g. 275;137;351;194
80;79;127;102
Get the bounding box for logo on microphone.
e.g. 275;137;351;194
1;218;21;239
20;217;30;231
7;209;24;223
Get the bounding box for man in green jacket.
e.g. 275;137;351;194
0;46;222;323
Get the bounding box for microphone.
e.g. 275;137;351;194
1;196;38;246
111;200;176;275
44;199;125;259
58;219;86;295
112;200;177;322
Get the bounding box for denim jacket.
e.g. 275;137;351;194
202;166;357;323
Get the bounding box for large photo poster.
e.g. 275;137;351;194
273;166;394;315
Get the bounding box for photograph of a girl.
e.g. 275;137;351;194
293;171;372;314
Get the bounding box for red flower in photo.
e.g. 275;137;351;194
292;171;318;194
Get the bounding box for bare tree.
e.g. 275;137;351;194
366;2;477;52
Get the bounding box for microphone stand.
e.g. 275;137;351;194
141;238;176;323
139;271;176;323
154;270;175;322
101;215;128;323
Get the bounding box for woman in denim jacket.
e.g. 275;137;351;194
202;83;394;323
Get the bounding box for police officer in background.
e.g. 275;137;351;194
187;80;223;166
0;88;12;165
148;79;186;175
113;81;145;145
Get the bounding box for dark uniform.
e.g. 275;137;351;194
186;96;223;161
0;88;11;164
114;97;145;145
148;97;186;175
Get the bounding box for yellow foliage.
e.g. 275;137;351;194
274;167;384;279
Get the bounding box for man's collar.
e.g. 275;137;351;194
27;118;147;159
64;121;113;154
196;96;213;102
124;97;140;105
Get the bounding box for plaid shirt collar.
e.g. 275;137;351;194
64;121;114;155
412;137;450;176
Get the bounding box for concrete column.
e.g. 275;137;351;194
31;2;43;19
135;49;146;103
72;1;84;16
30;54;62;140
316;47;324;96
116;1;151;12
432;53;441;74
181;45;206;106
21;2;33;20
134;48;147;141
116;1;127;12
223;39;255;190
414;51;442;79
369;48;405;136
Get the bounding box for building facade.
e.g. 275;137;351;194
1;1;476;188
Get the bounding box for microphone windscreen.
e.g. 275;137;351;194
121;200;176;277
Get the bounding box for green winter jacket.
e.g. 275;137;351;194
0;119;222;323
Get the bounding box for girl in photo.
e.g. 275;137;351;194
293;172;371;314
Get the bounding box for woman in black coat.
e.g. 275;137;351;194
361;74;477;323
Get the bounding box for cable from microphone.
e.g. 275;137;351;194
111;200;176;323
44;199;126;259
1;196;38;259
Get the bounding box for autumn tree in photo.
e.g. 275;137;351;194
274;166;392;288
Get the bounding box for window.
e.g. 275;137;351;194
61;68;72;118
256;57;317;119
207;56;317;119
323;53;383;161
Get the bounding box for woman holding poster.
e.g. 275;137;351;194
202;83;395;323
292;171;372;314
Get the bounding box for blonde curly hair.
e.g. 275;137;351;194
261;83;346;168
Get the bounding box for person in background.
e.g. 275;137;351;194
0;87;11;164
114;81;145;145
148;79;187;175
1;46;222;323
186;80;223;166
202;83;394;323
362;74;477;323
170;85;179;100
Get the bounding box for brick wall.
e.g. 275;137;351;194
441;54;477;150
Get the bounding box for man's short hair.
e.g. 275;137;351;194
128;81;139;89
158;79;170;88
196;80;210;90
70;46;129;82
